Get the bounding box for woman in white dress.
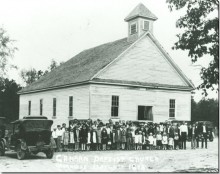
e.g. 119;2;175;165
69;123;75;151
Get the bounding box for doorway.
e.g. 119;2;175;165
138;106;153;121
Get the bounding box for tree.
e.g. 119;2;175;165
167;0;219;95
191;98;218;126
20;68;44;86
20;59;63;86
0;78;22;122
0;28;18;78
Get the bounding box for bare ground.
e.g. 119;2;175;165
0;138;218;172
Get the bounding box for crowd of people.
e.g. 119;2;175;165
52;119;213;152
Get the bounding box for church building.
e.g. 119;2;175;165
18;3;195;125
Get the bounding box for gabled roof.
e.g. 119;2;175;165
124;3;158;22
19;38;133;94
19;32;194;95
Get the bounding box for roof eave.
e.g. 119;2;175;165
90;80;193;91
124;15;158;22
18;81;90;95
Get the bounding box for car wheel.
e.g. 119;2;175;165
17;145;26;160
0;141;5;156
45;149;54;159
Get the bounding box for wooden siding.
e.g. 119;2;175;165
90;84;191;122
19;85;90;127
97;35;188;87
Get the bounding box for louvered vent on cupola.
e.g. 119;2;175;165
124;3;158;42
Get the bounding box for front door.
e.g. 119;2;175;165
138;106;153;121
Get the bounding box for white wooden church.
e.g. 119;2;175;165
18;3;194;125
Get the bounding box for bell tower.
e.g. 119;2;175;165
124;3;158;42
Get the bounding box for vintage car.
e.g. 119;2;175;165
0;117;6;156
1;116;56;160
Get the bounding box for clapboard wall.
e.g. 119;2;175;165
90;84;191;123
97;35;187;87
19;85;90;127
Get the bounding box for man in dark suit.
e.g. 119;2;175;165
201;122;208;149
191;123;197;149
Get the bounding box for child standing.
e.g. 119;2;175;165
63;128;69;152
153;135;157;150
134;131;139;150
168;136;174;150
156;132;162;150
162;132;168;150
138;130;143;150
142;132;146;150
148;132;154;150
174;132;179;150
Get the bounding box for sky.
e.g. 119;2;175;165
0;0;218;101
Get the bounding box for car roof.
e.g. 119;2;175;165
11;116;51;124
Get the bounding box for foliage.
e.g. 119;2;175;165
167;0;219;95
191;98;218;126
20;59;63;86
0;78;22;122
0;28;18;77
20;68;44;86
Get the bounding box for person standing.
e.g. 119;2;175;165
74;124;80;151
56;125;63;152
121;126;127;150
156;131;162;150
52;128;58;152
63;128;69;152
91;128;97;151
115;126;122;150
195;122;200;148
101;127;108;150
69;123;75;151
191;123;197;149
179;122;188;150
126;127;132;150
105;123;111;150
174;132;179;150
61;123;66;151
168;124;175;138
80;124;88;151
201;122;208;149
110;128;116;150
96;126;102;150
87;127;92;151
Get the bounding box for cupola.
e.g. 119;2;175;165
124;3;158;42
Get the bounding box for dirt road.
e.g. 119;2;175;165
0;139;218;172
